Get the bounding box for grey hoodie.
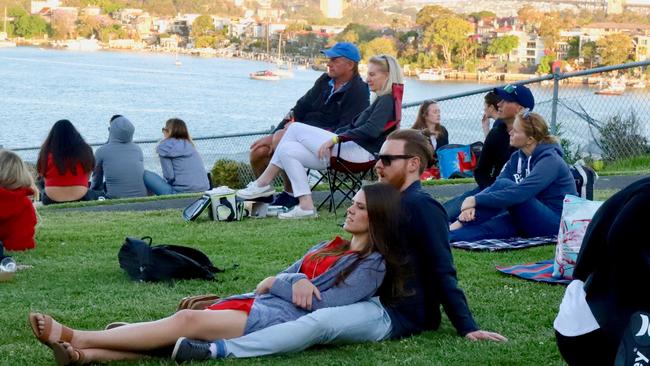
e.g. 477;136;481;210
91;117;147;198
157;138;209;193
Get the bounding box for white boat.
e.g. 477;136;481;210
249;70;280;81
0;40;16;48
632;80;646;89
417;69;445;81
595;80;625;96
65;38;101;51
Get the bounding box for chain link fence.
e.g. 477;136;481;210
402;60;650;165
10;60;650;188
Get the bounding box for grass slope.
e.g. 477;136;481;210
3;198;606;365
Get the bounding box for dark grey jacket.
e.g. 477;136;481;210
90;117;147;198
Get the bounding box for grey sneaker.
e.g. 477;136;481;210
236;182;275;200
172;337;212;363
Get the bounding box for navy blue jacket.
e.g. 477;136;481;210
475;143;577;214
383;181;478;338
276;73;369;132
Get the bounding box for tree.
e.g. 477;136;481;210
567;36;580;59
581;40;597;68
486;35;519;61
517;5;543;31
336;23;379;44
359;36;397;61
11;7;49;39
423;15;473;66
415;5;453;28
596;33;633;66
468;10;496;22
538;16;562;53
191;14;215;39
537;54;555;74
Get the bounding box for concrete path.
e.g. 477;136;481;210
59;174;648;213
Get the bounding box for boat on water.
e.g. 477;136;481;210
249;70;280;81
595;80;626;96
64;38;101;51
417;69;445;81
0;39;16;48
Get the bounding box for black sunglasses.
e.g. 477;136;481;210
376;154;414;166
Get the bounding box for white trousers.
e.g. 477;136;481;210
270;122;374;197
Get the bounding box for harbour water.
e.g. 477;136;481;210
1;47;649;151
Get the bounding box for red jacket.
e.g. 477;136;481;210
0;187;37;251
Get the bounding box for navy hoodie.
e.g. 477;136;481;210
474;143;577;214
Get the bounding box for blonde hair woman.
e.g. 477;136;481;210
236;54;405;219
0;150;38;251
450;111;577;242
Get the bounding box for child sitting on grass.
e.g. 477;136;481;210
0;150;38;251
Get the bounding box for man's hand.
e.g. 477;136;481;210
318;139;335;160
292;279;321;310
255;276;276;294
458;207;476;223
465;330;508;342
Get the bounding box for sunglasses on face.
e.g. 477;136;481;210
376;154;413;166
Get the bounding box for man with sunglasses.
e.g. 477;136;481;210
172;130;505;363
444;84;535;222
248;42;369;209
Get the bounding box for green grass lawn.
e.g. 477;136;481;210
3;194;610;366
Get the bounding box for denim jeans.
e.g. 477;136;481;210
449;180;561;242
223;297;392;358
143;170;175;196
443;186;481;222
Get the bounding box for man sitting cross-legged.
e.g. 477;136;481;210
249;42;369;209
173;129;506;362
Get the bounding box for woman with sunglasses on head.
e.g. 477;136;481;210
449;111;577;242
29;183;405;365
143;118;210;196
236;54;404;219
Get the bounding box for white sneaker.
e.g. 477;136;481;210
236;182;275;200
278;206;318;220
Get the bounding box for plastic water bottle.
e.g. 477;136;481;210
0;257;17;282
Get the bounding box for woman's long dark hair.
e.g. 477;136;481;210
317;183;406;302
412;100;446;141
37;119;95;176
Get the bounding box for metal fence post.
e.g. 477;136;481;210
550;66;560;135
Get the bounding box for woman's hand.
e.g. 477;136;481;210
255;276;276;294
460;196;476;211
465;330;507;342
292;279;322;310
318;139;335;160
458;208;476;223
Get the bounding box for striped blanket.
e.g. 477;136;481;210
451;236;557;252
496;260;571;285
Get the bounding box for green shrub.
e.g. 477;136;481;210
210;159;249;189
599;111;650;161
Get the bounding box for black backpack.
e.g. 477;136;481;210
118;237;222;282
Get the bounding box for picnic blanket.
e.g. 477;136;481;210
496;260;571;285
450;236;557;252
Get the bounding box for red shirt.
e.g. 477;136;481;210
44;154;90;187
207;237;352;314
0;187;37;251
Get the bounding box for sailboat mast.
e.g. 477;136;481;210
3;7;7;34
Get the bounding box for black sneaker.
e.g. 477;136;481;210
272;191;299;208
615;311;650;366
172;337;212;363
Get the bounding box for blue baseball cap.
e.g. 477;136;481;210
321;42;361;63
494;84;535;110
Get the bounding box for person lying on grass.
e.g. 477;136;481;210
29;182;404;365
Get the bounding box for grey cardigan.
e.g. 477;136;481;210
214;240;386;334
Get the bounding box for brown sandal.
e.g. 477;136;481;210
28;312;73;346
177;294;220;311
51;341;85;366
